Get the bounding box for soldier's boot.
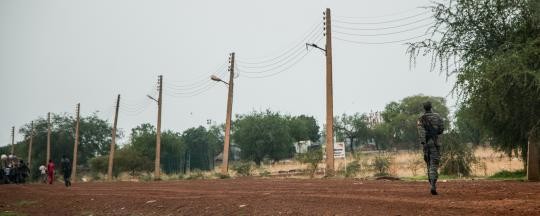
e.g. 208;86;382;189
430;179;438;195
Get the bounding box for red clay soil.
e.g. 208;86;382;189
1;179;539;216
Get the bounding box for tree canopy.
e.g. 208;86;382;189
334;113;370;153
232;110;295;165
380;95;449;149
408;0;540;162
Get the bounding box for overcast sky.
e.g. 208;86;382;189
0;0;456;146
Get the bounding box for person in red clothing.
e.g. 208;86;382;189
47;159;55;184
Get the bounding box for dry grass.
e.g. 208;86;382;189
263;147;523;178
86;147;524;181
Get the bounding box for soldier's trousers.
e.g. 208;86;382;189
423;139;440;181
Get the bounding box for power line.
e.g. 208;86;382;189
237;32;323;73
333;23;432;37
237;45;310;73
333;33;430;45
240;34;324;79
237;41;311;69
333;6;427;19
163;69;226;91
164;80;216;95
164;82;219;98
333;11;429;25
333;16;433;31
164;62;228;88
236;21;323;65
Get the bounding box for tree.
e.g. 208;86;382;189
207;124;224;169
90;147;153;178
130;123;188;174
160;130;185;174
182;126;215;171
15;113;113;179
408;0;540;167
454;104;487;146
232;110;294;165
334;113;370;153
130;123;156;161
288;115;320;143
371;123;393;151
380;95;450;150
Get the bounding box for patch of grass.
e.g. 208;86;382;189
401;175;465;181
213;172;231;179
232;161;254;177
13;200;37;207
185;169;205;180
0;211;27;216
489;170;526;180
402;175;428;181
79;210;94;216
259;170;271;177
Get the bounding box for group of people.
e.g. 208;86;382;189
0;154;30;184
1;154;72;187
38;155;72;187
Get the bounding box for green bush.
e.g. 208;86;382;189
489;170;526;179
138;173;152;182
259;169;271;177
440;131;477;176
185;169;205;180
372;154;392;177
406;153;425;176
232;161;254;176
342;160;361;177
212;172;230;179
296;148;323;178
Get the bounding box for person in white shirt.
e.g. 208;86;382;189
39;165;47;183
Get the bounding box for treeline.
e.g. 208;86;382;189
0;111;322;179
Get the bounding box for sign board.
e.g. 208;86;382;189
333;142;345;158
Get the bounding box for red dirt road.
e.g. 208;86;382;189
1;179;539;216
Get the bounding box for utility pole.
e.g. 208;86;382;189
221;52;235;175
46;112;51;164
71;103;80;181
155;75;163;180
324;8;335;174
27;121;34;175
10;126;14;155
108;94;120;181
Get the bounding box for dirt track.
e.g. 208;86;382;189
1;179;539;216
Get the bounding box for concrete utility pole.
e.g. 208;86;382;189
46;112;51;164
27;121;34;174
10;126;14;155
108;94;120;181
324;8;335;174
71;103;81;181
221;52;235;175
155;75;163;180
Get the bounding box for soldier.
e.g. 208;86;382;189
417;101;444;195
17;160;29;184
60;155;72;187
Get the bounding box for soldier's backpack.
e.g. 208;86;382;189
421;114;444;138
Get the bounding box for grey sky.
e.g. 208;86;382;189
0;0;456;146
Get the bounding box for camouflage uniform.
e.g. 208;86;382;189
417;110;444;194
